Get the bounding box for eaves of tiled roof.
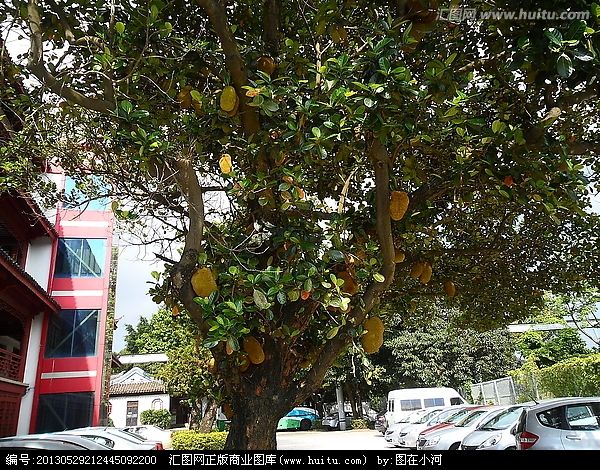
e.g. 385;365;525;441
109;381;167;396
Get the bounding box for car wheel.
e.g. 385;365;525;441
300;419;312;431
448;443;460;450
505;446;516;450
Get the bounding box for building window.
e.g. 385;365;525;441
63;176;109;211
36;392;94;433
55;238;106;278
45;309;99;358
126;401;139;426
152;399;163;410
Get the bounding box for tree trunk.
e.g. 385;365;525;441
224;397;284;450
197;400;217;433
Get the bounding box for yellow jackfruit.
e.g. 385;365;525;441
191;267;218;297
444;280;456;298
243;336;265;365
419;262;432;284
338;270;359;295
394;250;405;263
390;191;409;221
361;330;384;354
226;94;240;117
363;316;384;336
177;86;192;109
219;154;233;174
410;262;425;279
220;86;237;112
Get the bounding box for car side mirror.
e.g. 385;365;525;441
509;426;516;435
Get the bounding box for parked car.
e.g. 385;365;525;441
416;406;485;439
375;412;387;434
417;407;504;450
384;409;431;445
277;407;320;431
0;434;111;450
515;397;600;450
59;427;161;450
385;387;467;428
122;425;172;449
321;413;352;430
398;407;467;448
461;404;529;450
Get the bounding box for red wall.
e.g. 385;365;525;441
30;203;114;432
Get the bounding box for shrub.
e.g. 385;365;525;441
140;409;172;429
350;418;370;430
172;431;228;450
537;353;600;397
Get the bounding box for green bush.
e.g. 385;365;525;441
140;409;172;429
349;418;370;430
172;431;228;450
538;353;600;397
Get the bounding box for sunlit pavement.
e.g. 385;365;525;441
277;429;398;450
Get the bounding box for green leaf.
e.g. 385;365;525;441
364;97;375;108
115;22;125;34
328;250;345;262
226;337;239;352
311;127;321;138
545;28;563;47
190;90;202;102
557;54;573;78
119;100;133;114
288;290;300;302
373;273;385;283
326;326;340;339
277;291;287;305
253;289;270;310
150;271;160;280
492;120;506;134
228;266;239;275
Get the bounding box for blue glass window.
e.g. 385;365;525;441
36;392;94;433
45;309;99;358
55;238;106;278
63;176;109;211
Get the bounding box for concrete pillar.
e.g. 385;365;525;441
336;384;346;431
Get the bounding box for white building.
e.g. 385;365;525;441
108;367;170;427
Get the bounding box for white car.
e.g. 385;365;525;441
122;425;173;449
397;407;466;449
417;407;505;450
384;409;431;445
59;427;161;450
461;405;529;450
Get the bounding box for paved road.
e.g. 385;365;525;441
277;429;397;450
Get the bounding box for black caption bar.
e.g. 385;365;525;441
1;450;598;469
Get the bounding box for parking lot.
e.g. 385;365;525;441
277;429;394;450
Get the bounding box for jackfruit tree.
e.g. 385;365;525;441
3;0;600;449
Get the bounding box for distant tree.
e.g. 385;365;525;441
122;309;220;430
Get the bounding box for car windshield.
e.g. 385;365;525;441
418;410;441;424
443;409;471;424
479;407;525;431
430;408;458;424
455;410;489;427
105;430;147;443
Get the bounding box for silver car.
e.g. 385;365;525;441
417;407;504;450
515;397;600;450
461;405;528;450
385;409;431;444
398;407;467;449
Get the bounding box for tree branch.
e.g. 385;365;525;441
196;0;260;137
292;137;396;403
26;0;114;113
263;0;281;56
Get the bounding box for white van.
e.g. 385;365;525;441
384;387;467;428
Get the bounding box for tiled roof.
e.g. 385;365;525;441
109;381;167;396
0;248;60;312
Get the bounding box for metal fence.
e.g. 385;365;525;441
470;377;518;405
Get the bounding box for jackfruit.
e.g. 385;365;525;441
243;336;265;365
419;262;432;284
219;154;233;174
338;270;359;295
444;280;456;298
394;250;405;263
191;267;218;297
390;191;409;221
410;262;425;279
220;86;237;112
